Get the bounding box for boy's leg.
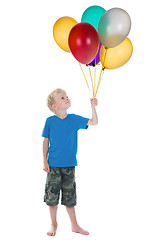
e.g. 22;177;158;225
49;205;58;226
47;205;58;236
66;206;89;235
61;167;89;235
44;167;62;236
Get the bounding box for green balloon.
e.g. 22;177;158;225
81;5;106;32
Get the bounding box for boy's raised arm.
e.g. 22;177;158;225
87;98;98;126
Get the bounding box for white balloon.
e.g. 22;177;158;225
98;8;131;48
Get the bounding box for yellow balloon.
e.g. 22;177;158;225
53;17;78;52
100;38;133;69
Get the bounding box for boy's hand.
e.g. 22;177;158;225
90;98;98;107
43;161;50;173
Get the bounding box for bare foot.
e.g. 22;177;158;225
47;223;58;236
72;225;89;235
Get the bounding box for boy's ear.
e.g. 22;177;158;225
51;104;56;110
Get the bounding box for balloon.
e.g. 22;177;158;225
68;23;99;64
98;8;131;48
81;5;106;32
88;43;102;66
53;17;78;52
100;38;133;69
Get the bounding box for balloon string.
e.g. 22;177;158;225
88;66;94;97
79;63;92;97
95;66;105;97
94;48;107;97
103;47;107;64
94;58;97;98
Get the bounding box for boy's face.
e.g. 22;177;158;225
52;91;71;112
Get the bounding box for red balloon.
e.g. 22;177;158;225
68;23;99;64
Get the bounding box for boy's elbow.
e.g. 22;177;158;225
93;119;98;125
88;119;98;125
43;137;49;145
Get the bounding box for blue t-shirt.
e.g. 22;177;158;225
42;114;89;167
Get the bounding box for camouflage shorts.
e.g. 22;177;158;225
44;167;76;207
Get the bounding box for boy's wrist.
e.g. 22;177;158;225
91;105;96;108
43;158;48;163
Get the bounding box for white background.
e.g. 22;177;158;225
0;0;159;239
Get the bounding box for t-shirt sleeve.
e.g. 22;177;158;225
42;118;50;138
73;114;90;130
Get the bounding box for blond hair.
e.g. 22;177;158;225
47;88;65;113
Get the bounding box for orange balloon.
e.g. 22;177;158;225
100;38;133;69
53;17;78;52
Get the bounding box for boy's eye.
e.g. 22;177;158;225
61;96;68;99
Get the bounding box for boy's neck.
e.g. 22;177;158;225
55;111;68;119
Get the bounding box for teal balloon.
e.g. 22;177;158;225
81;5;106;32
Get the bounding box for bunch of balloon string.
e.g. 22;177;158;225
53;6;133;98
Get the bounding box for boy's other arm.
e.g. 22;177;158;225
87;98;98;126
43;137;50;172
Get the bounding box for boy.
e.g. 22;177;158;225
42;88;98;236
